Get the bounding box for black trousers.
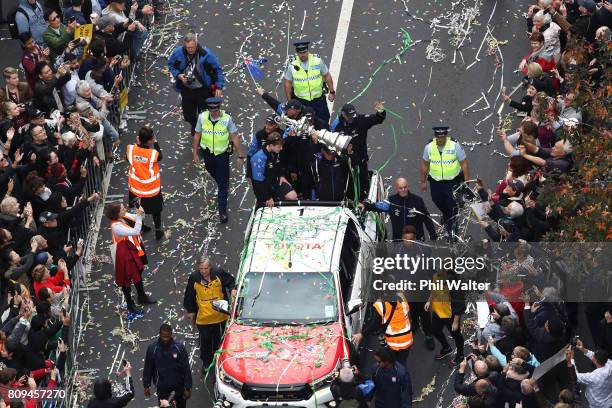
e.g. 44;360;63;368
393;347;410;369
431;313;464;355
157;385;186;408
181;86;212;134
197;322;226;368
410;302;432;336
351;161;369;201
128;191;163;231
429;175;461;233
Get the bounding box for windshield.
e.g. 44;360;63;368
235;271;338;325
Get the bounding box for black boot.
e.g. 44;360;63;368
141;224;152;233
121;286;139;313
135;281;157;305
155;229;165;240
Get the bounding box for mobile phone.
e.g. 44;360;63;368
122;359;128;367
61;307;67;317
69;16;76;23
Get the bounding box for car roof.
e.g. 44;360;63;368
242;206;350;274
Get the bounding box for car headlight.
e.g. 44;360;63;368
218;366;243;389
311;360;341;391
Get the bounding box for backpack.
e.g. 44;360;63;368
8;6;28;40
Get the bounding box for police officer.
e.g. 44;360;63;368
361;177;438;241
246;114;280;180
331;101;386;200
420;127;470;233
192;97;245;223
168;32;225;136
352;292;414;368
126;126;164;240
283;40;335;124
311;144;351;201
183;256;236;374
250;132;298;206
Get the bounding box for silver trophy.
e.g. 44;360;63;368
275;114;352;152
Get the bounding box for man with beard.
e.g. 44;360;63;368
168;32;224;137
143;324;192;408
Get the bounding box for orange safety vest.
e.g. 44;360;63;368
127;144;160;197
373;294;413;351
111;213;145;257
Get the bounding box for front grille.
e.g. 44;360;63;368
241;382;313;402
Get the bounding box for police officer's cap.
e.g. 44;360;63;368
265;114;278;124
293;40;310;52
285;99;303;111
432;126;450;136
205;97;223;110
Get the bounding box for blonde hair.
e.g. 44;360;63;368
527;62;543;78
512;346;531;361
32;265;47;282
0;197;19;215
3;67;18;80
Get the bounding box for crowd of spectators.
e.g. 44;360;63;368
452;0;611;407
0;0;154;405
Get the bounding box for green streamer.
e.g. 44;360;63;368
377;124;398;172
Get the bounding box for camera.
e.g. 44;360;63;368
183;73;195;83
570;336;580;348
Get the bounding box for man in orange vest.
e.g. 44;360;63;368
127;126;164;240
352;292;413;367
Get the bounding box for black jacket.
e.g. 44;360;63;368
524;308;566;362
142;339;192;389
331;110;386;164
183;267;236;315
311;153;350;201
365;192;438;241
87;377;134;408
33;73;72;114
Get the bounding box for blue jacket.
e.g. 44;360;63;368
373;362;412;408
143;339;193;390
167;45;225;92
16;0;48;47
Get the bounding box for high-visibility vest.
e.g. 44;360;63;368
127;144;161;197
291;54;324;101
111;213;145;257
194;276;229;325
427;137;462;181
373;294;413;351
199;110;231;155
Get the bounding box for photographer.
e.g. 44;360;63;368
87;361;135;407
42;9;80;64
32;61;71;114
168;32;225;136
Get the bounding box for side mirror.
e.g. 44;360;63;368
212;299;230;315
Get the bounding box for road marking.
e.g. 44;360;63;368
327;0;354;115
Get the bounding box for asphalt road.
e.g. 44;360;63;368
0;0;534;406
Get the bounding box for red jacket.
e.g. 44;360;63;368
115;240;143;287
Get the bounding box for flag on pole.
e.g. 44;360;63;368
242;56;267;80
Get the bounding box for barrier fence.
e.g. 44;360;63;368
46;52;136;408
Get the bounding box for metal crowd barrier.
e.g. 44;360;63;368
44;55;137;408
